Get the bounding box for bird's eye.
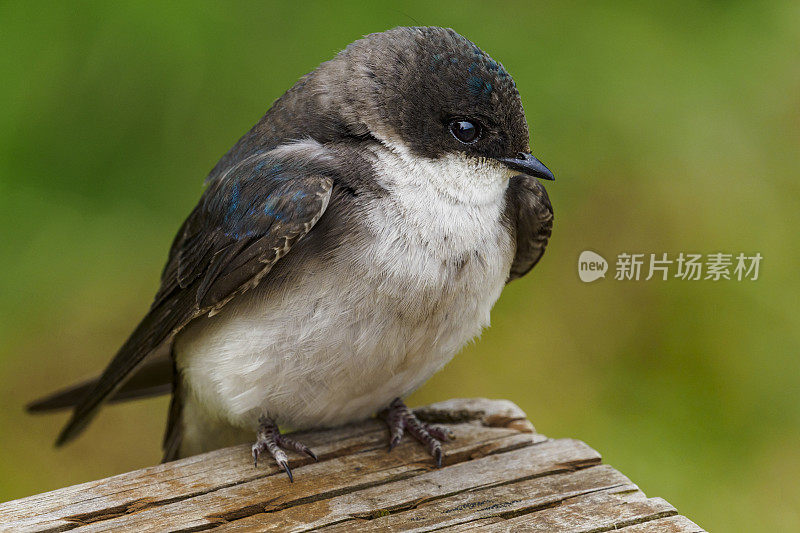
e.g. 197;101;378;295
449;119;481;144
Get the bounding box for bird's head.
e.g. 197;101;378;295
303;26;554;184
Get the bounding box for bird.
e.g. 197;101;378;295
27;26;554;481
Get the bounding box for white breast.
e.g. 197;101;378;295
174;143;515;447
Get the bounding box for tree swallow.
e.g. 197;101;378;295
28;26;554;481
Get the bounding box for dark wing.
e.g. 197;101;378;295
56;153;334;445
505;175;554;282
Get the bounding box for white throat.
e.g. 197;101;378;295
371;141;514;206
366;140;513;260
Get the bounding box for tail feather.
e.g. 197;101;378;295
162;358;184;463
27;354;173;413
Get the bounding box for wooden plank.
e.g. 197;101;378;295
318;465;636;532
440;492;698;532
77;431;541;532
213;439;600;532
0;398;702;532
0;398;539;533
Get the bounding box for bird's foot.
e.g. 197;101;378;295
251;415;317;482
380;397;454;468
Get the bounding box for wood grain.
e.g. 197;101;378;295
0;398;704;532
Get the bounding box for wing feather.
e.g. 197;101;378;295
505;175;554;282
56;151;335;445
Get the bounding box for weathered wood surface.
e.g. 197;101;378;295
0;398;704;532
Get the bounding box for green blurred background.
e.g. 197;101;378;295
1;1;798;530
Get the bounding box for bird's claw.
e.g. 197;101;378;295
433;446;443;469
252;415;317;482
380;397;453;468
277;458;293;483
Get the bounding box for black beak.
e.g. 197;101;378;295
498;152;555;181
